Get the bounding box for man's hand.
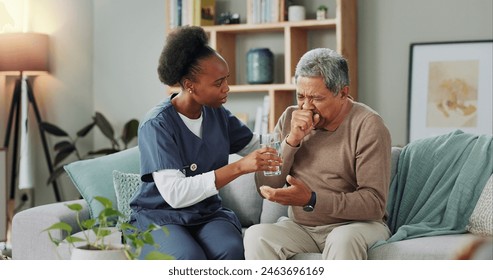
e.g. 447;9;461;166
286;109;320;147
259;175;312;206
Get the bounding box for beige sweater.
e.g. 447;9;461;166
256;102;392;226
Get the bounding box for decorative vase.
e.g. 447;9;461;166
247;48;274;84
288;5;306;21
70;244;128;260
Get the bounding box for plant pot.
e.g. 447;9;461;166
317;9;327;20
70;244;128;260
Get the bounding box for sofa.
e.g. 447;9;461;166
12;133;493;260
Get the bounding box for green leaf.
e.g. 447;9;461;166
147;223;160;231
94;228;112;238
141;232;155;245
133;239;144;248
41;122;69;137
76;122;96;137
99;208;122;220
121;119;139;145
94;196;112;209
81;219;96;229
65;236;85;243
161;226;170;236
120;223;137;232
93;112;115;141
54;140;74;151
125;234;137;244
53;146;76;166
43;222;72;233
47;235;62;246
144;251;175;260
66;203;83;212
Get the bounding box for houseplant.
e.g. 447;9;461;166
41;112;139;185
43;196;173;260
316;5;328;20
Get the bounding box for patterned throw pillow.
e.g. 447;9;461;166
467;175;493;236
112;170;141;228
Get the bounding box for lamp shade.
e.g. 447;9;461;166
0;32;49;73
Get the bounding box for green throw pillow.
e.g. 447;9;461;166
113;170;141;228
64;147;140;219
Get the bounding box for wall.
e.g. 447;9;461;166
92;0;165;147
1;0;492;207
0;0;93;207
358;0;493;146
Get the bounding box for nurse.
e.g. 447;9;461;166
129;26;281;260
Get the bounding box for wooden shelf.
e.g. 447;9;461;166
165;0;357;131
202;19;337;33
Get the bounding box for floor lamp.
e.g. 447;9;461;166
0;33;61;217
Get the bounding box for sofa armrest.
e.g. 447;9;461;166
12;199;89;260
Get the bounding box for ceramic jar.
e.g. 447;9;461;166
247;48;274;84
288;5;306;21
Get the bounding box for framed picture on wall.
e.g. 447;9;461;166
407;40;493;142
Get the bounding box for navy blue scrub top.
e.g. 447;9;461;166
130;93;253;232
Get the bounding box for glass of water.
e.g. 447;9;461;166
260;132;282;176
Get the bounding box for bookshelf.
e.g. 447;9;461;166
165;0;357;131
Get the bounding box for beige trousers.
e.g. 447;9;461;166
244;217;391;260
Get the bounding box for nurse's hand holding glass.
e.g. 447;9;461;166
259;133;282;176
237;145;282;174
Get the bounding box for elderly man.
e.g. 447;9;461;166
244;48;392;260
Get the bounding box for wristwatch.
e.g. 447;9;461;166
303;192;316;212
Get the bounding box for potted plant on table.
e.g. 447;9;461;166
43;196;173;260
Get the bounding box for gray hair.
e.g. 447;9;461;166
294;48;349;96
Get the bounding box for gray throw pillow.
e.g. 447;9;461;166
219;154;263;227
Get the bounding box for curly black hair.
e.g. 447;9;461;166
157;26;216;86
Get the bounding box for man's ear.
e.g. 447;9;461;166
340;86;350;98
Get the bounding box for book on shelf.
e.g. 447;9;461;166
193;0;201;26
247;0;285;24
181;0;190;26
261;95;270;135
169;0;216;27
254;95;271;135
253;106;263;135
199;0;216;26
